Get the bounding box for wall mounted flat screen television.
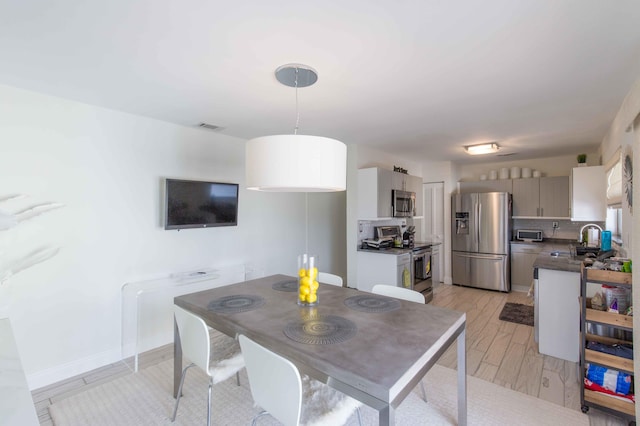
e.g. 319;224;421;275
165;179;239;229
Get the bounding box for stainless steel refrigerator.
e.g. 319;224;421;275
451;192;511;292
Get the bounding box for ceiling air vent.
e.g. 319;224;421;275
198;123;224;131
497;152;517;157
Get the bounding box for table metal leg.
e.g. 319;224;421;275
378;404;395;426
457;327;467;426
173;315;182;398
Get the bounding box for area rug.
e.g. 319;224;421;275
48;358;588;426
499;302;534;326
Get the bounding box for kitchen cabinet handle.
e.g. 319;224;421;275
540;207;544;216
536;207;540;216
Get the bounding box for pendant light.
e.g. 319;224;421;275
245;64;346;192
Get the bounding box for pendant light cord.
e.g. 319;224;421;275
305;192;308;254
294;67;300;135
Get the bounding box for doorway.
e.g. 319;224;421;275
422;182;444;283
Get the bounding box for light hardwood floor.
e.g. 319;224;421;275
431;283;628;426
33;284;629;425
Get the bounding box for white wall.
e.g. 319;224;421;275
0;84;345;388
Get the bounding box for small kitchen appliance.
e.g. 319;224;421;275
516;229;543;242
361;226;401;250
392;189;416;217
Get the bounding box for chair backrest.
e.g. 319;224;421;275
174;305;212;373
239;335;302;426
371;285;425;304
318;272;343;287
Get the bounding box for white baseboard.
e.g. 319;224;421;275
27;347;121;390
511;285;531;294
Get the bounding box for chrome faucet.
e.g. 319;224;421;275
578;223;603;244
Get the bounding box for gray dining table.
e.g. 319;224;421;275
173;274;466;426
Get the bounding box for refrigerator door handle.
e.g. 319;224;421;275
455;253;504;260
477;201;482;244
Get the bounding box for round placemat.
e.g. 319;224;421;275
283;315;357;345
272;279;298;292
207;295;265;314
344;295;401;313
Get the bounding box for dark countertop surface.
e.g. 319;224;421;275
357;240;442;255
533;253;583;273
510;238;575;246
527;239;584;273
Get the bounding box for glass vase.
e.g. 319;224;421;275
297;254;319;307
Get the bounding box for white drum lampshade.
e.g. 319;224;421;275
246;134;347;192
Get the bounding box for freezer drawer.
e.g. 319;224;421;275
452;251;510;292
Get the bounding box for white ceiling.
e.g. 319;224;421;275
1;1;640;164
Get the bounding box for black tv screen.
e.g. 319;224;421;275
164;179;239;229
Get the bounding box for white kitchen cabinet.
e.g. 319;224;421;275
512;176;569;218
431;243;441;283
356;251;412;293
407;174;423;216
358;167;423;218
571;166;606;221
537;268;581;362
392;171;410;191
357;167;393;218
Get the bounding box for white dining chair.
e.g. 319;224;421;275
238;334;362;426
318;271;343;287
171;305;245;426
371;284;425;304
370;285;428;402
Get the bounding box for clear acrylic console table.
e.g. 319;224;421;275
121;263;263;371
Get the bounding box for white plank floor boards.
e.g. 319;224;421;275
32;283;628;425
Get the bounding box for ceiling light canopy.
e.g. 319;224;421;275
245;64;346;192
464;143;500;155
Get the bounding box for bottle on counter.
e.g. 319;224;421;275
601;230;612;251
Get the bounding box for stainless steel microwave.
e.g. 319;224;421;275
392;189;416;217
516;229;543;242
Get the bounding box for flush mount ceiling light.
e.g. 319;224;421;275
464;143;500;155
245;64;346;192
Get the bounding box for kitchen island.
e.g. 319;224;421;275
532;243;584;362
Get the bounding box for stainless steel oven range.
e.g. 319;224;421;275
412;245;433;303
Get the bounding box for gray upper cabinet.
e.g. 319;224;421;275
540;176;570;218
512;178;539;216
459;180;513;194
512;176;570;218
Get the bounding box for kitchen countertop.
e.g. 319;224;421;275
358;240;442;255
524;239;584;273
510;238;576;246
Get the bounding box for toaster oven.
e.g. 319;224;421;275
516;229;543;242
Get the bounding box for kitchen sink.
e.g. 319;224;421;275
575;246;600;256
